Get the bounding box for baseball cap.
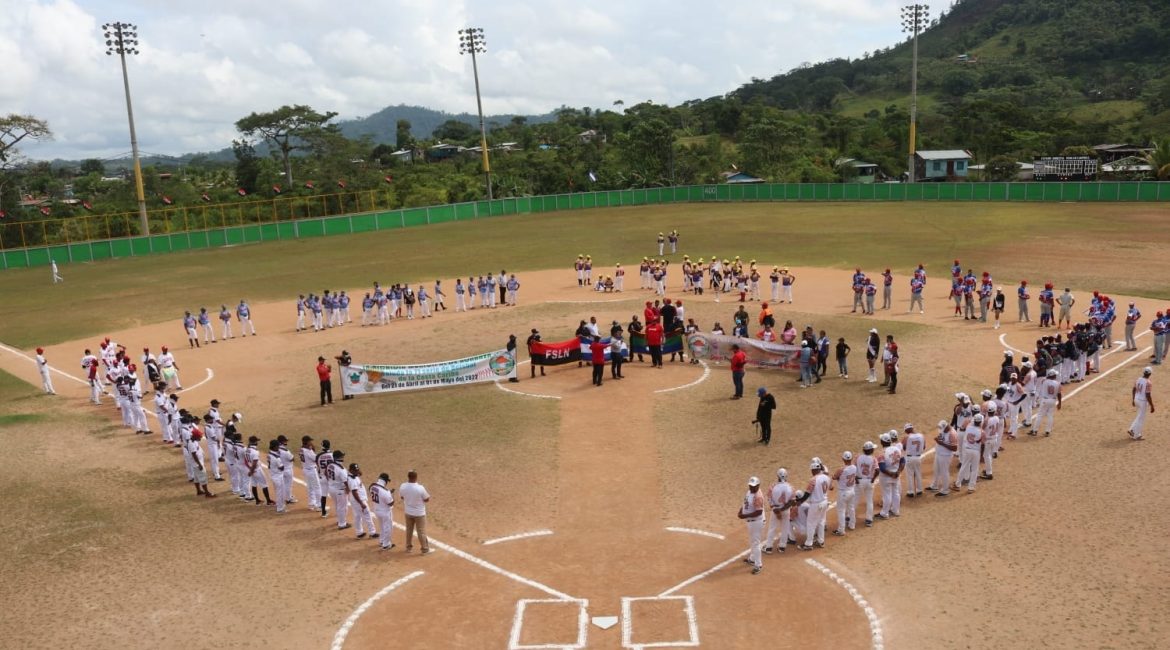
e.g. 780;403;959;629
879;433;892;444
973;413;985;423
317;356;325;362
378;472;391;482
747;476;760;487
210;399;220;406
938;420;949;431
988;402;998;412
757;387;766;396
1047;369;1058;378
842;451;853;461
776;468;788;480
903;423;914;431
1004;350;1014;357
1144;366;1153;375
1022;361;1033;368
302;435;314;442
232;412;243;421
869;328;878;334
35;347;43;354
191;430;202;439
862;441;875;451
277;434;288;443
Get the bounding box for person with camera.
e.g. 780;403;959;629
753;387;776;444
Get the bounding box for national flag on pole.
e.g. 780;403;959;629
588;170;597;182
384;175;393;184
201;193;211;202
81;201;93;211
337;180;347;189
304;181;315;190
161;195;173;205
272;184;282;195
237;188;247;196
39;206;51;216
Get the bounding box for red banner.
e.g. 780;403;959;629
528;338;583;366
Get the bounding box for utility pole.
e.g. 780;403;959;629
459;27;492;200
103;21;150;237
901;4;929;183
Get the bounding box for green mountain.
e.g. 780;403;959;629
729;0;1170;160
339;104;557;144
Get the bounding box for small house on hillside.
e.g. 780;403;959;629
721;170;765;184
577;129;606;144
914;150;972;181
836;158;879;184
1093;143;1153;164
427;143;463;161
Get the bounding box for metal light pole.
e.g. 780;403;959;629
103;22;149;236
459;27;492;200
901;4;929;183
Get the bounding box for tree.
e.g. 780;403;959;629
1145;138;1170;180
984;155;1021;181
232;139;262;194
0;114;52;166
235;105;338;184
80;158;105;175
395;119;414;150
431;119;477;143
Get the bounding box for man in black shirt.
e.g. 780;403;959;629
526;329;546;378
628;315;645;362
334;350;353;400
506;334;519;383
754;387;776;444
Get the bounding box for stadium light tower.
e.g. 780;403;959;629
901;4;929;183
458;27;492;200
103;21;149;236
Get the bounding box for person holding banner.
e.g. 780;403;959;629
610;331;625;380
526;330;546;378
589;336;607;386
507;335;520;383
730;344;747;399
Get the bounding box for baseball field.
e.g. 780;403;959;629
1;200;1168;649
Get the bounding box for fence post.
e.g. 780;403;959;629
348;214;353;234
426;207;430;224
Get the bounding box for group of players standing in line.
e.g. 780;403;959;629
179;301;258;348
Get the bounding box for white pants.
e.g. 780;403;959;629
507;290;517;306
227;460;240;494
304;468;321;505
957;448;980;490
360;308;371;326
1037;398;1058;435
771;283;780;301
879;477;900;516
327;309;338;327
804;501;828;546
765;510;790;550
1131;401;1151;437
333;489;350;527
202;324;216;343
656;280;664;295
377;509;394;547
297;311;307;330
858;478;874;522
222;321;233;338
746;519;763;568
351;499;374;535
420;299;431;317
90;379;103;404
162;367;181;389
241;317;256;335
932;453;953;492
182;447;194;480
836;488;856;533
615;276;623;291
982;437;997;476
456;294;466;311
905;456;924;494
376;307;387;324
271;473;286;511
750;281;760;301
782;285;793;302
206;442;221;479
341;307;351;322
1023;393;1035;424
186;327;197;342
40;370;54;394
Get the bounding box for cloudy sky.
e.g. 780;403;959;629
3;0;911;160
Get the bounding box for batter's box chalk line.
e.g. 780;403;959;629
621;595;700;649
508;598;589;650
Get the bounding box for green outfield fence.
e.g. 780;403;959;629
3;181;1169;270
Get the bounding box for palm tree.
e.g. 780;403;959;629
1145;138;1170;180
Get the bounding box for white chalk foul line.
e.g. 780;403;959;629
495;380;562;400
997;333;1027;356
657;549;750;597
0;341;89;386
483;530;554;546
288;476;576;601
1065;346;1152;401
654;360;710;394
331;570;425;650
182;368;215;392
805;559;884;650
664;526;725;541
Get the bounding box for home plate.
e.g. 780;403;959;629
591;616;619;630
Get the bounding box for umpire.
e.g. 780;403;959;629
754;387;776;445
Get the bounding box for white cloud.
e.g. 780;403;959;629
7;0;908;160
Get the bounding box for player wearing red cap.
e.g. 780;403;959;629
35;347;55;395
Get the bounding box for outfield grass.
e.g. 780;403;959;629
2;201;1169;347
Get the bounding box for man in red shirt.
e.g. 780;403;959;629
589;336;607;386
316;356;333;406
646;319;665;368
730;344;747;399
644;301;657;325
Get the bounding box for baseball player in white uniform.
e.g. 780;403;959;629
956;413;985;493
982;403;1002;480
188;429;216;498
1034;369;1062;437
267;440;288;513
831;452;858;536
277;435;296;505
158;346;181;390
34;347;55;394
125;374;150;434
737;476;765;574
763;468;793;554
371;473;396;550
903;424;926;497
204;403;223;481
799;459;831;550
857;441;877;527
316;441;334;517
329;451;352;529
82;350;102;404
224;430;242;497
1130;367;1155;440
299;436;321;511
245;435;274;506
876;434;903;519
929;421;958;496
348;464;375;539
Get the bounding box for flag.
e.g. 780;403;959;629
81;201;93;211
39;206;51;216
304;181;315;190
272;184;282;195
384;175;393;184
588;170;597;182
161;195;173;205
201;193;211;202
337;179;347;189
0;210;7;219
237;188;247;196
